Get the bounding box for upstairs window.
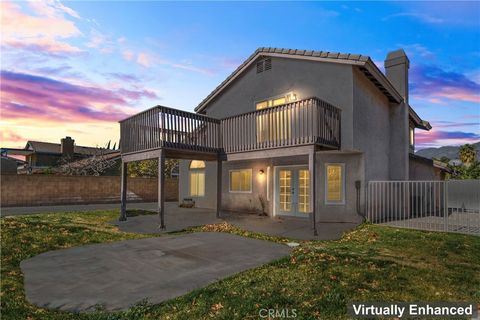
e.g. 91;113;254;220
409;127;415;148
255;93;297;110
255;93;297;143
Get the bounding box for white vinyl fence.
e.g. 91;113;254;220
367;180;480;236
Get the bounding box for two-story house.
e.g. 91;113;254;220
118;48;433;235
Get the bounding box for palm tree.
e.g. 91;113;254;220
459;144;476;167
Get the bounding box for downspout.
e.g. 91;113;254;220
355;180;366;221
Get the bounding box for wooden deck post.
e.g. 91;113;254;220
119;160;128;221
158;150;166;229
309;149;318;236
216;159;222;218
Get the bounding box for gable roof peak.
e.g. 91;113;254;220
194;47;402;113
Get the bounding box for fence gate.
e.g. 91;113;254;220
367;180;480;236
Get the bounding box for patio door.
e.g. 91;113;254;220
274;166;310;217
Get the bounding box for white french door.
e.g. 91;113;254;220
274;166;310;217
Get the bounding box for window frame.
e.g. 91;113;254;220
324;163;346;205
254;92;297;110
409;126;415;147
228;168;253;193
189;160;206;197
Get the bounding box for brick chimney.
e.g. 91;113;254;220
384;49;409;104
61;136;74;158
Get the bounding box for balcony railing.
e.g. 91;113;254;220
120;97;341;155
120;106;221;154
221;97;341;153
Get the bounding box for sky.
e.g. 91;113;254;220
1;1;479;151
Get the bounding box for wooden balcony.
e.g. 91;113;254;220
120;106;221;156
221;97;341;153
120;97;341;159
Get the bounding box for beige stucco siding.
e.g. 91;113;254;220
179;151;364;223
203;57;355;150
352;68;391;181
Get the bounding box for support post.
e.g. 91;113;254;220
309;149;318;236
158;150;166;229
216;159;222;218
119;160;128;221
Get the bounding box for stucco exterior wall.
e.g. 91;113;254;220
202;57;355;150
352;68;392;181
315;151;365;223
179;159;218;209
179;151;364;223
409;157;444;180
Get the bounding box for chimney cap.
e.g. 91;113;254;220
385;49;409;68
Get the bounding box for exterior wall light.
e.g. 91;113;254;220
259;169;264;175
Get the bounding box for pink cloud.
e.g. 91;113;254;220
137;52;151;67
1;1;82;56
416;129;480;149
0;129;26;144
0;70;159;123
411;64;480;104
4;38;83;55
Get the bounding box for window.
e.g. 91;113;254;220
409;127;415;147
190;160;205;169
255;93;297;143
229;169;252;193
325;163;345;204
189;160;205;197
255;93;296;110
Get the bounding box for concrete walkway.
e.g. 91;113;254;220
1;202;158;216
21;232;291;312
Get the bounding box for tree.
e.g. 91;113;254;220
459;144;476;167
127;159;179;178
55;152;119;176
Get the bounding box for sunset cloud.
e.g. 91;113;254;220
1;0;82;56
137;53;151;67
410;64;480;103
416;129;480;149
0;70;158;123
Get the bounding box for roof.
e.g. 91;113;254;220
409;106;432;130
409;153;451;173
195;47;404;113
26;141;111;155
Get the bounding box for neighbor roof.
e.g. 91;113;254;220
194;47;404;113
26;141;109;155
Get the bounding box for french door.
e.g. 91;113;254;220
275;166;310;217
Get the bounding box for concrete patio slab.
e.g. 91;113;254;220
222;212;358;240
110;206;358;240
111;204;221;234
21;232;291;312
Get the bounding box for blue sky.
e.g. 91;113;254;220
1;1;479;149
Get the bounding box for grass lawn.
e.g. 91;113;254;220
1;210;479;320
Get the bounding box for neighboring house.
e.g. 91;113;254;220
1;136;111;171
118;47;437;232
0;156;22;174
